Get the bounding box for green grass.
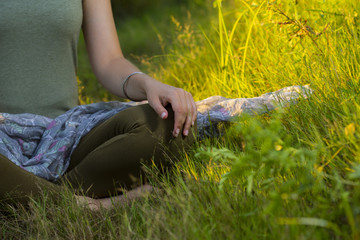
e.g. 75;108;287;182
2;0;360;239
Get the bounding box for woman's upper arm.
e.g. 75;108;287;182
82;0;123;76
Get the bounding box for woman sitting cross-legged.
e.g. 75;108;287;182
0;0;310;209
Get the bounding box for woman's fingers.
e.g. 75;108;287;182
192;98;197;126
170;90;186;137
182;91;195;136
170;89;196;137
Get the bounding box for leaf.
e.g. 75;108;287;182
277;217;340;234
275;144;283;151
348;164;360;180
246;173;254;195
344;123;356;136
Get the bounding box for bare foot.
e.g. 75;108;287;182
75;184;157;211
75;195;101;211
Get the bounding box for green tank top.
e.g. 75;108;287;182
0;0;83;118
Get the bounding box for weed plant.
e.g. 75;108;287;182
1;0;360;239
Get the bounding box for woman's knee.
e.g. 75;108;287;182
139;108;197;166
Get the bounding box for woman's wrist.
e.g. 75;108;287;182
135;74;163;100
122;72;145;101
120;70;150;101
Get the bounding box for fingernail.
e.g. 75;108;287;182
161;112;166;119
184;130;189;136
192;121;195;126
175;128;180;137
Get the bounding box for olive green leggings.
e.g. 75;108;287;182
0;104;197;204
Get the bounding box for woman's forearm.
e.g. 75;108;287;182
95;56;157;101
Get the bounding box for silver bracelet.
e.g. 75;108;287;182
122;72;145;101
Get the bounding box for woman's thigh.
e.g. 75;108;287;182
63;104;197;197
0;154;62;205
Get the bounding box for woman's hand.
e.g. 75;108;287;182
145;81;197;137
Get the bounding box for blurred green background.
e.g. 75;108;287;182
110;0;209;58
111;0;205;19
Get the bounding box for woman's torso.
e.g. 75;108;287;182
0;0;83;118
